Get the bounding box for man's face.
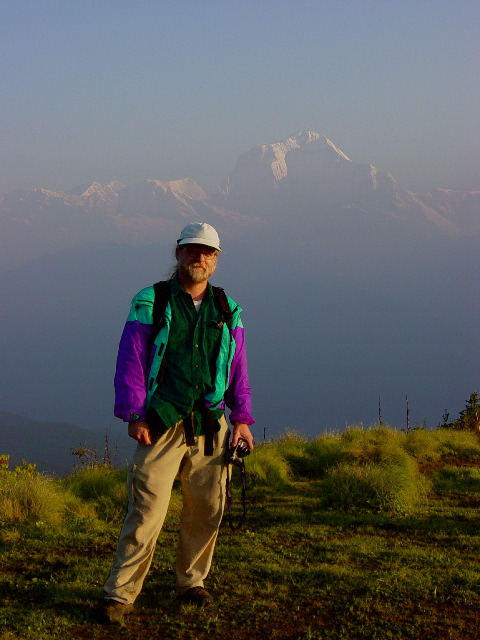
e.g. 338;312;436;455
177;244;218;284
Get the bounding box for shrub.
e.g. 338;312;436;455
444;391;480;432
0;454;10;472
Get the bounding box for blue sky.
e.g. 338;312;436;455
1;0;478;195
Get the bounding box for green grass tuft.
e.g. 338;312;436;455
321;455;430;516
61;466;127;502
404;428;442;462
340;424;408;466
247;442;293;487
0;473;66;525
434;428;480;460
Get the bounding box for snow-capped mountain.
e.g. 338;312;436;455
213;130;476;236
216;130;354;198
0;178;249;269
0;131;478;269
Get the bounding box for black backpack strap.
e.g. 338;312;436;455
151;281;170;386
212;286;234;329
152;280;170;338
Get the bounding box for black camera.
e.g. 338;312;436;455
226;438;250;467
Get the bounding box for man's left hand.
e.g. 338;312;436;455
231;422;254;451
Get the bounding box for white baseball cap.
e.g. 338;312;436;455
177;222;222;251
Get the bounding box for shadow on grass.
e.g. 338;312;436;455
242;482;480;541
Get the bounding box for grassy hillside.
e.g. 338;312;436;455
1;425;480;639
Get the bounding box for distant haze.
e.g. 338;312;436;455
0;132;478;443
1;2;479;197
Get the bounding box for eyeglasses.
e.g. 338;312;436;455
181;246;218;259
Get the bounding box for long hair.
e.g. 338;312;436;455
166;246;179;280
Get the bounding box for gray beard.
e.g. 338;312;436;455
178;260;216;284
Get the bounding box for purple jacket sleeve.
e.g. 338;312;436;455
224;325;255;426
114;320;154;422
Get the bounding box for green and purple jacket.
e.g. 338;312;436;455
114;281;254;428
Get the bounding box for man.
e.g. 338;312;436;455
101;222;254;624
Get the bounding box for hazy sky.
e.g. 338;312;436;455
2;0;479;196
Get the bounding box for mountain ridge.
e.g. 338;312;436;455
0;410;134;476
212;131;476;238
1;130;478;269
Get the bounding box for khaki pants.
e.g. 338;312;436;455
103;415;229;604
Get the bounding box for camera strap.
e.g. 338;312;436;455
225;459;247;531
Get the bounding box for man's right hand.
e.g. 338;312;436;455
128;420;152;445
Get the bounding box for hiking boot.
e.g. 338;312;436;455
179;586;214;607
98;599;134;624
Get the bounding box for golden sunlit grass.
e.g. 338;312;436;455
1;424;480;639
